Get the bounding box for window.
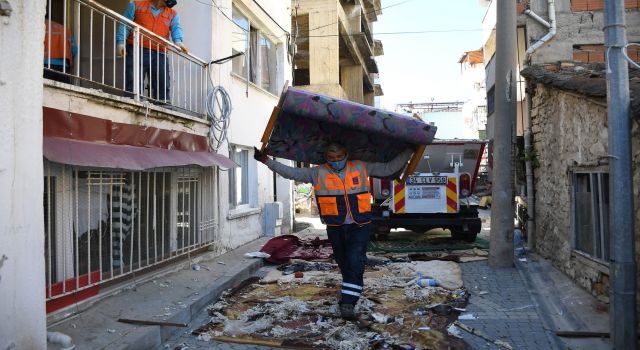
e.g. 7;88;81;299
231;5;279;95
229;146;249;206
232;6;249;78
486;87;495;116
42;162;217;310
573;172;610;261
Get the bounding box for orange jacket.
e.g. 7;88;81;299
314;161;372;226
126;1;176;51
44;20;73;63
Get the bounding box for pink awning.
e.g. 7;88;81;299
44;137;237;170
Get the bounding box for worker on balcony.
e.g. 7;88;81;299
44;16;77;84
116;0;188;102
254;143;413;320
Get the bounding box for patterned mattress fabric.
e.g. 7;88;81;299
264;87;437;164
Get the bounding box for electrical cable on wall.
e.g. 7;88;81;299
205;63;232;153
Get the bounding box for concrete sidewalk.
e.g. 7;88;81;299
47;238;270;350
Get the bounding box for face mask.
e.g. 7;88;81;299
328;158;347;172
165;0;177;8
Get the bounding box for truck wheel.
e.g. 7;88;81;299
451;231;478;243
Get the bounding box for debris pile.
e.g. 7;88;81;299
192;257;485;349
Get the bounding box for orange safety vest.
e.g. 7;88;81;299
314;161;372;226
44;20;73;64
126;1;176;51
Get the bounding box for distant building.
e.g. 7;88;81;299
291;0;384;106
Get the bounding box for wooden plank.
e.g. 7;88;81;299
260;106;281;151
117;318;188;327
400;144;426;183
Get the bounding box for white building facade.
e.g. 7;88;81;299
1;0;292;347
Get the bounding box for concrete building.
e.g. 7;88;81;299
1;0;292;347
458;49;489;178
291;0;383;106
0;2;48;349
480;0;527;181
458;49;487;140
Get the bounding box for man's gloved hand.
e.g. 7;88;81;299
117;44;126;57
177;43;189;54
253;147;268;163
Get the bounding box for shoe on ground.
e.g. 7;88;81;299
339;303;356;320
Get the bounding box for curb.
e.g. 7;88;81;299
514;257;565;350
121;258;265;350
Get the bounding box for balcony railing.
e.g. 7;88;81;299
44;0;208;117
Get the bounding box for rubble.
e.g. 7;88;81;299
195;257;475;349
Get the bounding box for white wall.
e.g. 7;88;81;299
0;1;48;349
210;0;293;249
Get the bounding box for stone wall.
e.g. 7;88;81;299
530;84;639;303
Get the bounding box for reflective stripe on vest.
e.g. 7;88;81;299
126;1;176;51
44;21;72;62
314;161;372;226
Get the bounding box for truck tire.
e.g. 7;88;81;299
451;231;477;243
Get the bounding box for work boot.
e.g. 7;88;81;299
339;303;356;320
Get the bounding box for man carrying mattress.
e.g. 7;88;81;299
254;142;413;320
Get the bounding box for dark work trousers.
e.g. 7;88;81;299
326;223;371;305
125;45;170;101
43;63;72;84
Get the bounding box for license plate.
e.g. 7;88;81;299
407;176;448;185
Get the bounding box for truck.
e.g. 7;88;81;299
371;140;487;242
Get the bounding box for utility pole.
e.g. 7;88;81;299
489;0;517;267
603;0;637;348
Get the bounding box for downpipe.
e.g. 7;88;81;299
522;0;556;249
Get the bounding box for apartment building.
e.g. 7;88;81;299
1;0;292;346
291;0;383;106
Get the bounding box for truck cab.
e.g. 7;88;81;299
371;140;487;242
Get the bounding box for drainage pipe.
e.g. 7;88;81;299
521;0;556;249
525;0;557;60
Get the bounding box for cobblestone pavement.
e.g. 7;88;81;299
459;261;558;350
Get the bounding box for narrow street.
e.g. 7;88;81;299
3;0;638;349
159;212;609;350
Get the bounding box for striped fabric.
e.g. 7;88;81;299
111;178;135;268
341;282;363;298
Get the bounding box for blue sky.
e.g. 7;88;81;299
375;0;487;110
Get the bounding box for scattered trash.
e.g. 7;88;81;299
417;326;431;331
294;271;304;278
191;264;201;271
395;344;416;350
429;304;453;315
47;331;75;350
106;329;116;334
413;307;427;316
244;252;271;259
278;261;335;275
454;321;513;349
458;313;477;320
447;324;463;338
478;291;489;295
415;273;438;287
217;261;226;265
371;312;394;324
519;257;528;262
